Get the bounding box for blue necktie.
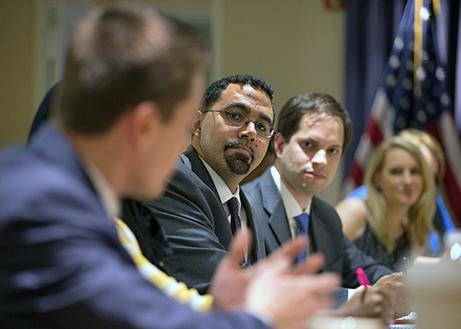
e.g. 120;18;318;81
294;213;310;262
227;197;242;235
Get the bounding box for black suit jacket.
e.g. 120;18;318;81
242;168;392;305
142;148;266;293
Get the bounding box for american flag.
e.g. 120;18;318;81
348;0;461;225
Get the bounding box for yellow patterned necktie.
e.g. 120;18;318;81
114;218;213;311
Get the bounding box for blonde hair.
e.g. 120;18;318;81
397;129;445;185
365;136;436;253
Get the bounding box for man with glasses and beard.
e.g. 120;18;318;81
127;75;275;293
122;76;403;323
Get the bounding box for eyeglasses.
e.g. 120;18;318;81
205;109;274;139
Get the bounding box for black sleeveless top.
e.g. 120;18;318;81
354;222;411;271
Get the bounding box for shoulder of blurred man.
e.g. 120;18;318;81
0;124;272;329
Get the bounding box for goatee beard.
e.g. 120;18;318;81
225;152;251;175
224;140;255;175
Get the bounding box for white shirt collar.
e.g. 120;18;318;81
83;160;120;218
270;166;311;238
200;157;241;210
270;166;311;218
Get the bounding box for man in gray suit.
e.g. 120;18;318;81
243;93;409;322
136;75;275;292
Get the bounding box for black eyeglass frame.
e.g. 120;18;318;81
204;109;274;139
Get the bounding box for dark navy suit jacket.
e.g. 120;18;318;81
0;124;269;329
139;148;266;293
243;168;392;306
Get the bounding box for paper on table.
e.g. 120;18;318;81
393;312;416;324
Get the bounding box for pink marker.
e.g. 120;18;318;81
355;267;370;287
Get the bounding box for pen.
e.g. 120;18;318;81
355;267;370;287
402;256;410;274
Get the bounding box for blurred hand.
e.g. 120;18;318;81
374;272;411;318
210;228;252;311
329;285;393;324
211;228;340;329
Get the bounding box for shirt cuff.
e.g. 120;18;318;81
347;287;358;300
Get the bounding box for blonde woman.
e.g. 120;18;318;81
339;129;455;255
337;136;436;270
398;130;455;240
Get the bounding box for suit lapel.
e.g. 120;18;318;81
241;192;265;261
184;148;220;197
269;201;292;245
259;170;292;246
309;197;336;266
259;170;280;215
182;148;233;248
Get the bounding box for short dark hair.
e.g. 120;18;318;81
55;3;210;134
201;74;274;115
276;93;352;153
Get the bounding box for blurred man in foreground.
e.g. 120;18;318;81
0;4;338;329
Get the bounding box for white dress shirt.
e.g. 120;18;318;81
200;158;248;228
271;166;358;299
270;166;311;238
84;160;120;219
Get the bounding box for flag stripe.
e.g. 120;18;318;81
346;0;461;225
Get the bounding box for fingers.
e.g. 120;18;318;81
376;272;404;286
292;253;325;275
359;285;366;304
227;227;252;266
267;238;326;277
338;285;394;324
375;273;404;298
373;275;409;321
304;273;340;296
373;292;394;325
246;272;339;329
310;273;341;304
365;288;389;316
269;235;308;262
300;273;341;311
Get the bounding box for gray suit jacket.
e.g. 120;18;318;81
143;148;266;293
243;168;393;305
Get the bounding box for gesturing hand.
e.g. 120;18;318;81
211;228;340;329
